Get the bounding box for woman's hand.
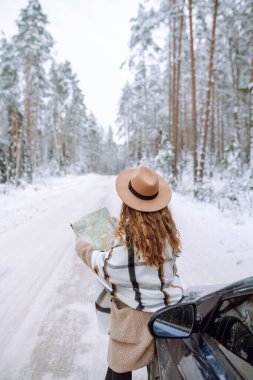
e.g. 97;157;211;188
75;236;90;253
75;237;95;266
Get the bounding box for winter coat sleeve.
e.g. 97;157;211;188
75;237;94;268
75;238;113;296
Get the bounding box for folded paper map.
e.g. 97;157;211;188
71;207;115;251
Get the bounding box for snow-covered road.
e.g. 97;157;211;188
0;174;252;380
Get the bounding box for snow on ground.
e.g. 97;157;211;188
0;174;252;380
171;192;253;287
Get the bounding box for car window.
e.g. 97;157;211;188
207;294;253;377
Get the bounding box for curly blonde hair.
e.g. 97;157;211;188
116;203;181;267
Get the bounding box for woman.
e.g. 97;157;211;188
76;165;183;380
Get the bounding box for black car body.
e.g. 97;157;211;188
148;277;253;380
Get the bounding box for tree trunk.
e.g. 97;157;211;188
184;91;191;150
249;9;253;169
211;86;215;152
250;57;253;167
188;0;198;187
216;96;221;163
8;107;18;179
210;85;215;174
15;112;25;185
126;119;130;165
24;57;33;181
168;23;173;144
173;7;184;178
142;53;150;158
198;0;219;180
171;0;177;179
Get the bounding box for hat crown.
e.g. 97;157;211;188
115;165;172;212
131;166;159;196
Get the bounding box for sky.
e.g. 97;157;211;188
0;0;139;131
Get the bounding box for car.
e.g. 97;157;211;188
147;276;253;380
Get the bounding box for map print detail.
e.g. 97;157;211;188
71;207;115;251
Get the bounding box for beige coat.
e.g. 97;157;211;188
76;238;155;373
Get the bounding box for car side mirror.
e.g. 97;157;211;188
148;303;196;338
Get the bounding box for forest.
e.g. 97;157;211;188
0;0;121;185
0;0;253;214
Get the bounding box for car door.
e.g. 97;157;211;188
203;293;253;380
154;293;253;379
155;334;221;380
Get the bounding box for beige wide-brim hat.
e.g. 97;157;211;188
115;165;172;212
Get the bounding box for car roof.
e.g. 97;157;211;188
195;276;253;305
220;276;253;293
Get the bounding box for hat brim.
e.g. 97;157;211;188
115;168;172;212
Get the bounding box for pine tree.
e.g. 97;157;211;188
102;127;119;174
128;3;160;160
118;0;253;212
0;0;108;184
117;83;135;164
14;0;54;181
0;37;21;183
